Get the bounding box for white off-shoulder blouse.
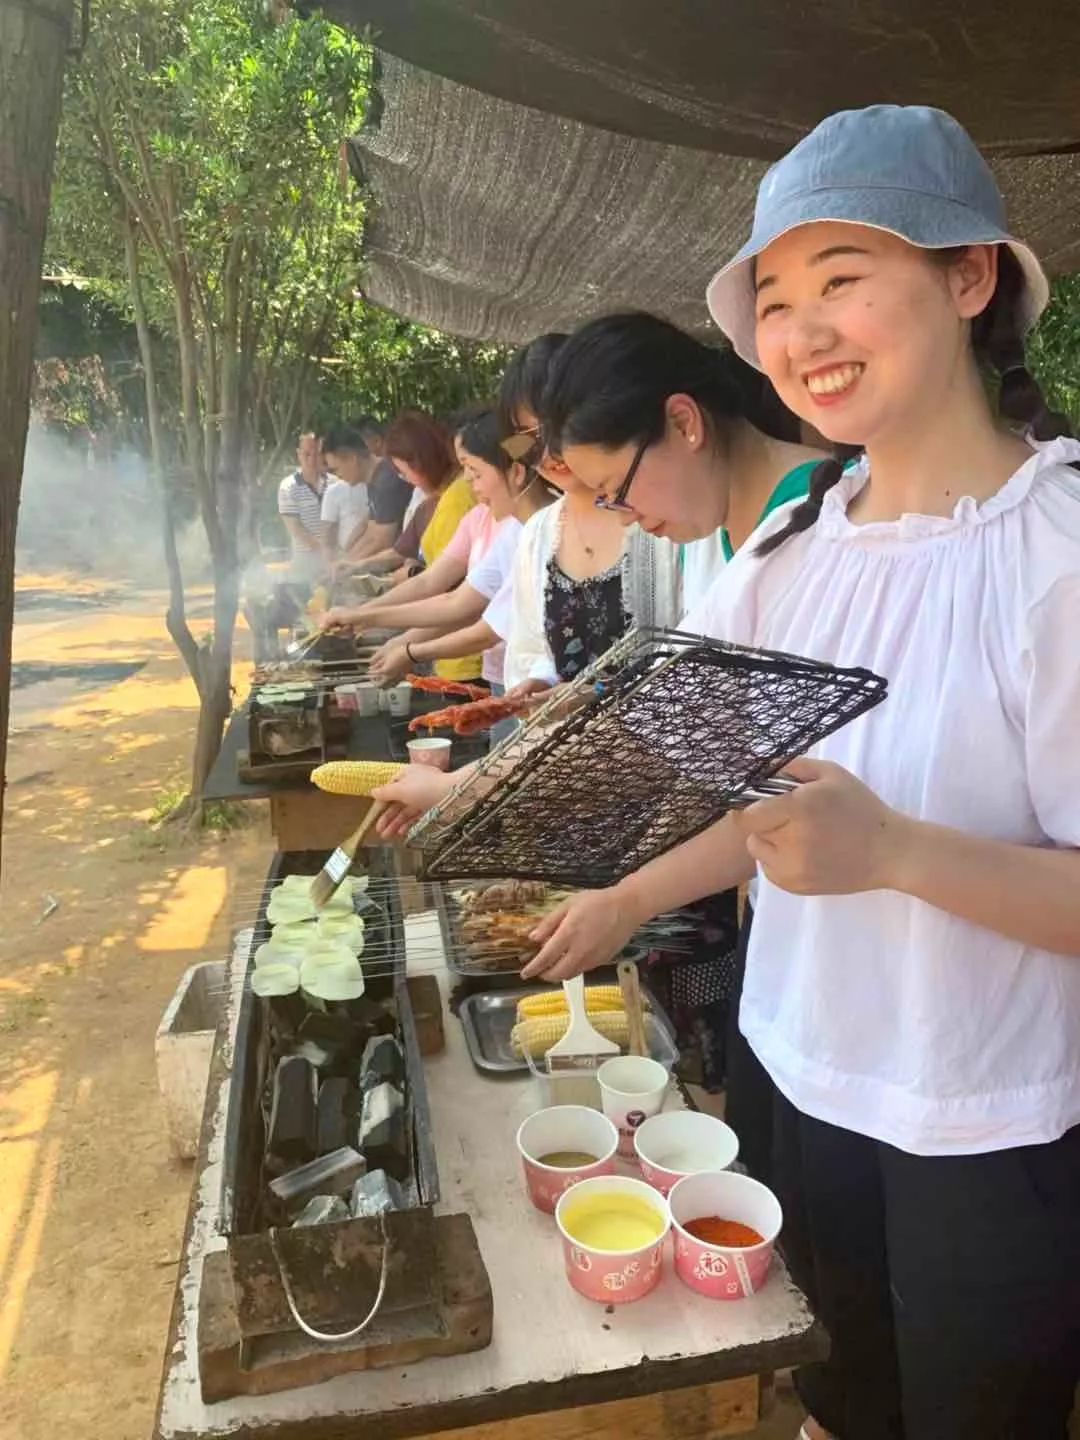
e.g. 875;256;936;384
683;437;1080;1156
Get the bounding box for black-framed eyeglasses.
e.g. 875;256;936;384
594;436;649;513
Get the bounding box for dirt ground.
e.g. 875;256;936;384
1;575;270;1440
0;575;814;1440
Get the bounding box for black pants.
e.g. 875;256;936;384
772;1086;1080;1439
724;903;776;1185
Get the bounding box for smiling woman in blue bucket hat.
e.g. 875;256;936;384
525;106;1080;1438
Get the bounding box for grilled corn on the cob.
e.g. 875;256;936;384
511;1009;630;1059
515;986;628;1021
311;760;406;796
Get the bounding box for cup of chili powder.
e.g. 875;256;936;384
668;1171;782;1300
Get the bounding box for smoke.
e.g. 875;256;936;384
15;425;212;587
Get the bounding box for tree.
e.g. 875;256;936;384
49;0;370;820
0;0;73;865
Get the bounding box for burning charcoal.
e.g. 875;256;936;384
266;1056;317;1174
357;1081;408;1181
316;1077;356;1155
293;1195;349;1227
350;1169;404;1218
360;1035;404;1091
269;1146;366;1212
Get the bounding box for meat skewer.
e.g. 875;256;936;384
407;694;533;736
406;674;489;701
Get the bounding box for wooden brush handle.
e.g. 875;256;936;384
344;799;386;857
617;959;648;1057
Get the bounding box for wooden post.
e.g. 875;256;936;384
0;0;73;868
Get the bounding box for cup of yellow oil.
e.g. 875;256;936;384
555;1176;671;1304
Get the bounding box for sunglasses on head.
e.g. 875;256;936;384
593;436;650;514
500;425;542;463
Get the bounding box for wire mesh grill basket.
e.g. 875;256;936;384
408;627;887;886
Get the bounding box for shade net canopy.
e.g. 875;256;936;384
321;1;1080;159
348;52;1080;344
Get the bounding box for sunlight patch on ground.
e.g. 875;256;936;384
137;865;228;952
0;1134;61;1379
0;1072;61;1378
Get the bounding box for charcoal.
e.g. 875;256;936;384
360;1034;404;1091
266;1056;317;1173
316;1077;355;1155
293;1195;349;1227
350;1168;405;1218
269;1146;366;1211
357;1081;408;1181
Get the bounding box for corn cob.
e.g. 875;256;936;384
516;986;629;1021
311;760;406;796
511;1009;630;1059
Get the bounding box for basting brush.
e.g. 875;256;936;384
308;761;408;909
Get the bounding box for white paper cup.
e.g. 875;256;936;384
597;1055;670;1157
634;1111;739;1196
407;737;451;770
354;682;382;717
384;683;412;717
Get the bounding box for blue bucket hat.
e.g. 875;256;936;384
706;105;1050;369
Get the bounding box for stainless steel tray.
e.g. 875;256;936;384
457;984;677;1076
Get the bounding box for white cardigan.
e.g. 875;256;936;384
503;498;683;690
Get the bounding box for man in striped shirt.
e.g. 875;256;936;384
277;432;328;580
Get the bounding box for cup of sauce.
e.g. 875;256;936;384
555;1175;671;1304
668;1170;783;1300
516;1105;618;1214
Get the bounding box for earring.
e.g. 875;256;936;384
688;433;697;444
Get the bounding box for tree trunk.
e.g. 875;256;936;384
0;0;72;868
123;209;205;694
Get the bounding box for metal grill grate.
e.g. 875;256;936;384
409;627;887;886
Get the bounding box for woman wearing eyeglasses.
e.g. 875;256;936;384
535;312;822;1107
497;333;683;695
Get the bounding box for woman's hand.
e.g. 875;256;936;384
521;887;644;982
369;640;410;685
320;605;361;632
733;757;912;895
505;677;554;702
371;766;454;840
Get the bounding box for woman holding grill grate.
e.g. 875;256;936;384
533;312;823;1097
523;106;1080;1440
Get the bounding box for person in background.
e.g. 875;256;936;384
497;332;683;696
322;411;482;681
337;415;414;561
319;427;372;565
535;312;821;1095
366;410;556;702
277;432;328;581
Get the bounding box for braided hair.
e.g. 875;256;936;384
756;248;1075;556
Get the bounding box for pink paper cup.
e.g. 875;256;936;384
668;1170;782;1300
633;1111;739;1197
516;1106;618;1214
406;737;451;770
555;1176;671;1304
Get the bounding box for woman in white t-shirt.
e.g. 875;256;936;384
366;411;555;689
522;107;1080;1440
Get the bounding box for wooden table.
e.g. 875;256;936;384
154;911;826;1440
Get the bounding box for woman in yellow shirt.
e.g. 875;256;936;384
323;410;484;681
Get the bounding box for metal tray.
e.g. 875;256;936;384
457;983;677;1076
